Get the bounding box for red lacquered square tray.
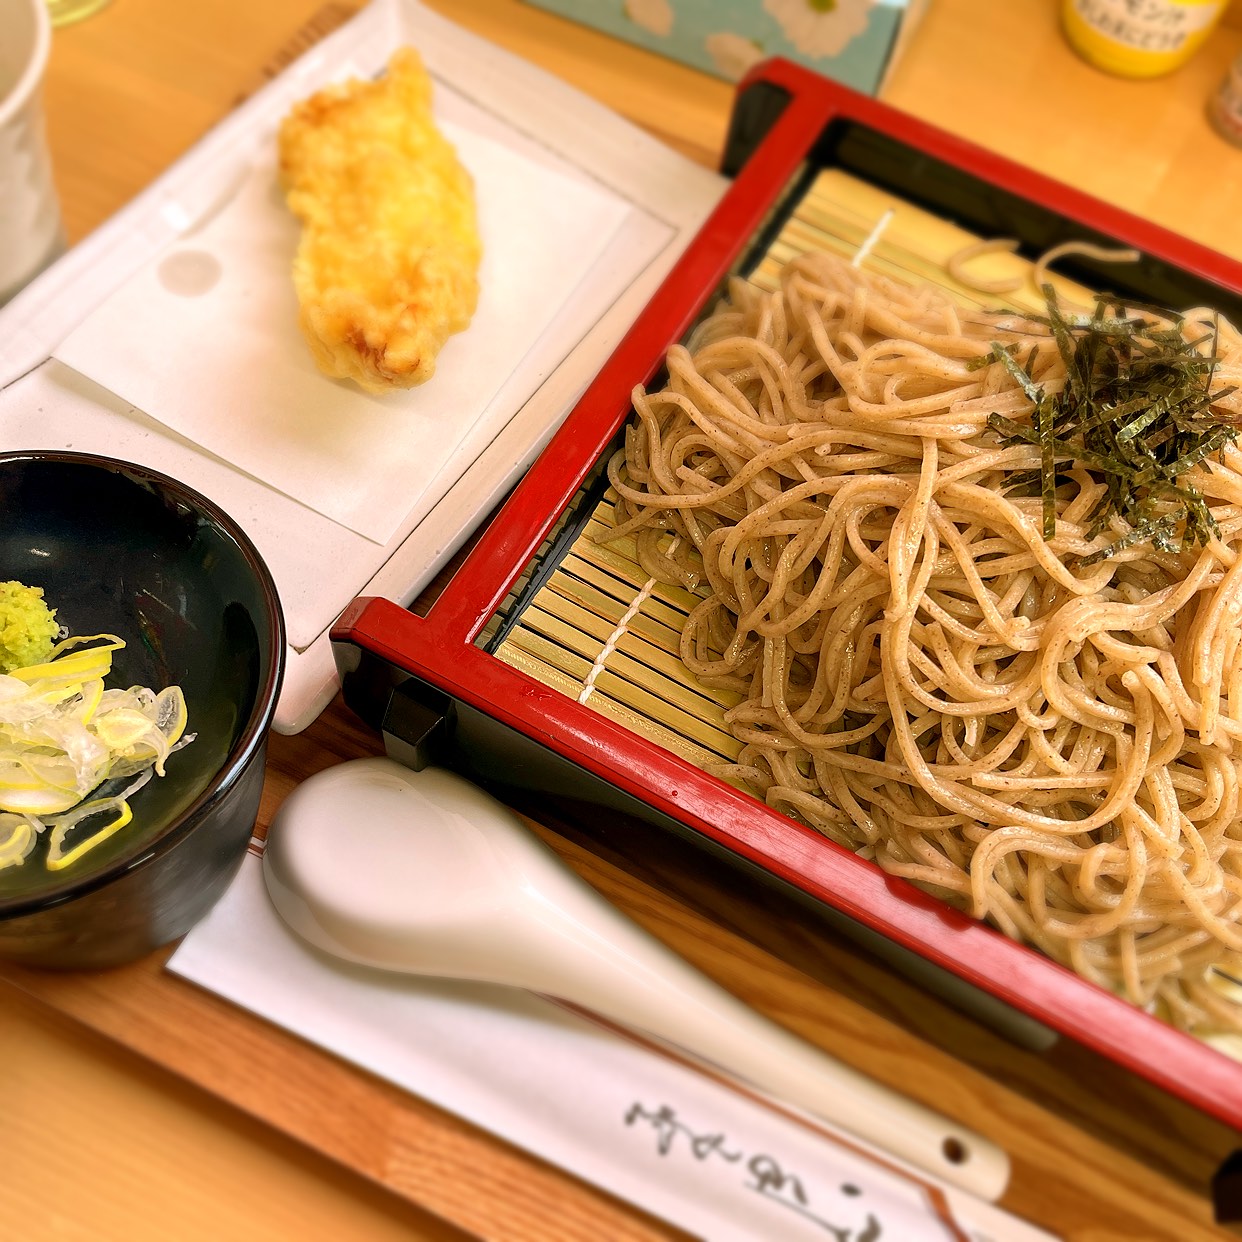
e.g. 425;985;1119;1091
331;59;1242;1199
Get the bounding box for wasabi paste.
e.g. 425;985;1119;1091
0;581;59;674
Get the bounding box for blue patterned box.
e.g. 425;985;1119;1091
523;0;928;94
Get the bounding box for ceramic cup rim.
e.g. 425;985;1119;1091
0;0;52;132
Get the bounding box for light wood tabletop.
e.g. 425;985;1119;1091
7;1;1242;1239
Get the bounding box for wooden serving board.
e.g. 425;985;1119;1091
0;694;1237;1242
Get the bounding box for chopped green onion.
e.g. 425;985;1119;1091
0;635;191;872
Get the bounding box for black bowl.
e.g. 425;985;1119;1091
0;452;285;968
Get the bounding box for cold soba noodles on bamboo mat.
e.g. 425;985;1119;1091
495;169;1242;1049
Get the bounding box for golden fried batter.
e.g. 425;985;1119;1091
278;48;482;394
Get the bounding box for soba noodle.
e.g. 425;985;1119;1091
605;250;1242;1038
1031;240;1142;306
945;237;1024;295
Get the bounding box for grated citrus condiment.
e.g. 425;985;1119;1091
0;580;59;674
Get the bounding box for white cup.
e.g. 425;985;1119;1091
0;0;64;303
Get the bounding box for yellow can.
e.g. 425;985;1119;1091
1061;0;1228;77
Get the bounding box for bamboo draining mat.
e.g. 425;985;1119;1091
487;168;1105;776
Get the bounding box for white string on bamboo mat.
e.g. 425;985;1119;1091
852;207;895;268
577;205;895;707
578;538;679;705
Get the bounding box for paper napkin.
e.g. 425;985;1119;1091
54;109;633;545
171;852;1058;1242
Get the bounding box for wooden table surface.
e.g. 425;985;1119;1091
8;1;1242;1238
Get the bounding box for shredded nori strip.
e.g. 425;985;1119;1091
985;285;1240;564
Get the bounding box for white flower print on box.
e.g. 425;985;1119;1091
763;0;875;59
706;30;765;81
624;0;674;36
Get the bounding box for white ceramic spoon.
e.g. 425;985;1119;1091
262;756;1010;1201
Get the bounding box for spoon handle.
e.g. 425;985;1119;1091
534;914;1009;1202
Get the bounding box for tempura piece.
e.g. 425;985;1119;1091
278;48;482;394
